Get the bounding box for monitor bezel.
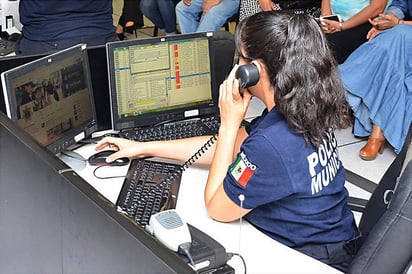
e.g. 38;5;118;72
106;32;218;131
1;44;98;154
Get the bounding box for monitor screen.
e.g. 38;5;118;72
1;44;98;154
106;32;217;131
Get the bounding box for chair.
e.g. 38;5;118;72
347;125;412;273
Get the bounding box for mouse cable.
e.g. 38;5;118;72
92;165;126;180
226;252;247;274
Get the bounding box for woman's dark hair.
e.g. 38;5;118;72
235;11;351;147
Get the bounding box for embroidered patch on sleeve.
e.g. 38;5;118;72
230;152;256;187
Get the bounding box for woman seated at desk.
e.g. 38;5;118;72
96;11;359;272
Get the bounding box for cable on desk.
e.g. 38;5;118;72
92;165;126;180
227;252;247;274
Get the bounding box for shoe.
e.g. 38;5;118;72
359;137;385;161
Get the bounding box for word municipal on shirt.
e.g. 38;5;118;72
307;132;341;195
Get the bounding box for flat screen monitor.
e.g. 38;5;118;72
1;44;98;154
106;32;218;131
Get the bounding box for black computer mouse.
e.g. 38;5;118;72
88;150;129;166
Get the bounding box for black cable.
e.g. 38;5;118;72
227;252;247;274
182;134;218;170
178;242;196;267
92;165;126;180
337;139;365;148
141;134;219;210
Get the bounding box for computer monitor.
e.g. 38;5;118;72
0;45;112;131
1;44;98;154
106;32;218;131
0;53;47;114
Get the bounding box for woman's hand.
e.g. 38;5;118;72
258;0;276;11
369;13;399;30
321;18;342;34
366;26;382;40
218;64;252;131
95;137;145;162
203;0;221;13
367;13;398;40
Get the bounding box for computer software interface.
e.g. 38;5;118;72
112;36;213;119
6;52;93;147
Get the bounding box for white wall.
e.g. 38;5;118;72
1;0;21;31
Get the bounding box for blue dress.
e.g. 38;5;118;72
339;24;412;153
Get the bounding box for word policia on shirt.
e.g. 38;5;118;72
307;132;341;195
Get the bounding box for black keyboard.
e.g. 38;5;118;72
116;158;182;227
119;116;220;142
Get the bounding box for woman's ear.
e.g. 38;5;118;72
250;60;262;73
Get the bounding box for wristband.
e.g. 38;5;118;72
339;22;343;31
397;18;401;24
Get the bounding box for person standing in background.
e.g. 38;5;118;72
16;0;118;55
175;0;240;33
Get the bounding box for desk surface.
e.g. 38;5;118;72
61;142;341;274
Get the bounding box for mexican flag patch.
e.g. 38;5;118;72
230;152;256;187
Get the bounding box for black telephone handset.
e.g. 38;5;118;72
235;63;260;90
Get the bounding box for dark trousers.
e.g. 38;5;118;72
294;236;362;273
326;22;372;64
118;0;144;29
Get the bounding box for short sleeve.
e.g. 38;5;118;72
223;134;294;209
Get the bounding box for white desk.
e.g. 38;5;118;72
61;143;342;274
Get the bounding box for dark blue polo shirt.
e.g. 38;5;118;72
19;0;115;41
223;107;358;247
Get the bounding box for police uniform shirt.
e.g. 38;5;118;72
223;107;358;247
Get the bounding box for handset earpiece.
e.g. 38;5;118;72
235;63;260;90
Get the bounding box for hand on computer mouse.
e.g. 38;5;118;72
95;137;147;162
88;150;130;166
